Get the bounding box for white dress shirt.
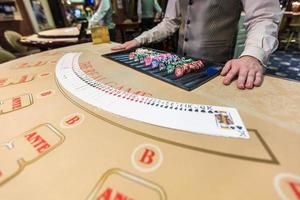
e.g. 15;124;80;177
135;0;282;65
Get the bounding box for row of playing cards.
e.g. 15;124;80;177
55;53;249;139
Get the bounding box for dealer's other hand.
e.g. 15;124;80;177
221;56;264;90
111;39;140;51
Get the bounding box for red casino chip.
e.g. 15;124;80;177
129;52;135;60
195;60;204;68
182;63;189;72
175;66;184;78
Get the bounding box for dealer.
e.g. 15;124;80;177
112;0;281;90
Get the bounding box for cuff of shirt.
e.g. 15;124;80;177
240;46;267;67
135;34;147;45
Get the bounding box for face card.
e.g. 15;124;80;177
215;111;235;129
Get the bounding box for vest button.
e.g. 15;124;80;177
187;19;191;24
185;38;189;42
184;52;187;56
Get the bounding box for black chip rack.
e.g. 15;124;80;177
102;48;223;91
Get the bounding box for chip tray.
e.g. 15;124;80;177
102;48;223;91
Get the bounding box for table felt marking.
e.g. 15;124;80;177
54;55;279;165
56;53;248;139
86;168;167;200
0;124;65;186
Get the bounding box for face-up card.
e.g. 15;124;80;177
215;111;234;129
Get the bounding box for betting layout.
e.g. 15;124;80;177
0;124;64;185
0;43;299;200
103;48;221;90
56;52;248;139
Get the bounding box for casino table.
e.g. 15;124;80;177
20;27;91;50
37;27;80;39
20;34;80;50
0;42;300;200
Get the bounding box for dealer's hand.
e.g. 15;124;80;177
220;56;264;89
111;39;140;51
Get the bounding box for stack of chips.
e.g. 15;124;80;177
166;58;193;74
174;60;204;78
128;48;205;78
144;53;171;68
156;54;180;70
129;48;159;63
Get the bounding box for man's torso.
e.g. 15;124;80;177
177;0;243;63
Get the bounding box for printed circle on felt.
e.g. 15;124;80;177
274;173;300;200
60;113;85;129
131;144;163;173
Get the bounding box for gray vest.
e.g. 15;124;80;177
177;0;243;63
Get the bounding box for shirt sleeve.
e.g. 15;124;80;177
88;0;111;28
135;0;181;45
154;0;162;13
240;0;282;65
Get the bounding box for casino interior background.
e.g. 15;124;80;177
0;0;299;79
0;0;300;200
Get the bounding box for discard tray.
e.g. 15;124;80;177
102;48;223;91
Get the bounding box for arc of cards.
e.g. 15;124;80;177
56;53;249;139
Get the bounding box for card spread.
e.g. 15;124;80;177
55;53;249;139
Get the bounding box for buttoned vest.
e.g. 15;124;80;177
177;0;243;63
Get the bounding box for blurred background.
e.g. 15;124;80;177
0;0;299;72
